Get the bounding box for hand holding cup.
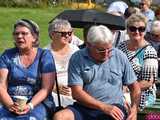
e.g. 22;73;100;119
13;96;28;112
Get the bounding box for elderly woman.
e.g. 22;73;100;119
0;19;56;119
118;13;158;110
45;19;79;107
146;20;160;93
146;20;160;52
139;0;155;32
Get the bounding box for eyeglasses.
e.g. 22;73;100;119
54;31;72;37
89;43;112;53
128;26;146;32
95;47;112;53
13;32;30;36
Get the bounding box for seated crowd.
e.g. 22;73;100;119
0;0;160;120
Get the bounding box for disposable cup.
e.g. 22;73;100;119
13;96;28;112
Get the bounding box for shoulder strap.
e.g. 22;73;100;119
129;44;149;62
55;74;62;108
115;31;121;47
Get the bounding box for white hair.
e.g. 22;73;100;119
48;19;72;38
87;25;113;44
151;20;160;34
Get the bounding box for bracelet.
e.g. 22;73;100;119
28;102;34;110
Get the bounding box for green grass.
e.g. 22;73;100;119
0;6;83;53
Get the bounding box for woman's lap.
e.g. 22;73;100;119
0;103;47;120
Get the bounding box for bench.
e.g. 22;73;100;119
138;98;160;120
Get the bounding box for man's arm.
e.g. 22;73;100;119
127;81;141;120
71;85;125;120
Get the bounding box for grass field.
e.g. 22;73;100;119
0;6;83;53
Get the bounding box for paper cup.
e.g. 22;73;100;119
13;96;28;111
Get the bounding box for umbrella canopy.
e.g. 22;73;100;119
50;9;125;30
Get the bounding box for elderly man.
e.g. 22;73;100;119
53;25;141;120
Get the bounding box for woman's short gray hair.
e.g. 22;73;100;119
87;25;113;45
151;20;160;34
13;19;40;47
126;13;147;28
48;19;72;39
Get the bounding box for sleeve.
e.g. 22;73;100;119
40;49;56;73
68;52;84;86
0;51;9;69
121;51;137;85
142;46;158;81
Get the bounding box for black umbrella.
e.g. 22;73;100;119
50;9;125;30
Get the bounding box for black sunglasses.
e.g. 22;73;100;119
54;31;72;37
128;26;146;32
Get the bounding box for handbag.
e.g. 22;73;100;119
145;93;156;107
145;87;156;107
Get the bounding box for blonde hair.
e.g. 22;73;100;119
126;13;147;28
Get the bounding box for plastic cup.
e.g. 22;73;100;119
13;96;28;112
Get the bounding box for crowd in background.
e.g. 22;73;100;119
0;0;160;120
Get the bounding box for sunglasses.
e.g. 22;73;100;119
128;26;146;32
54;31;72;37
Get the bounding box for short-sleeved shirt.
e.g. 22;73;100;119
0;47;56;119
0;47;56;99
68;48;137;106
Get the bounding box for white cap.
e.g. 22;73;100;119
107;1;128;15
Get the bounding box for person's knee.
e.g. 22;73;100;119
52;109;74;120
53;111;63;120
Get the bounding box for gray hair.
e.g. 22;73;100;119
151;20;160;34
87;25;113;45
126;13;147;28
13;19;40;47
140;0;152;6
124;7;140;18
48;19;72;39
